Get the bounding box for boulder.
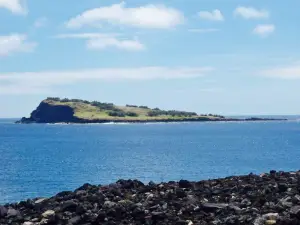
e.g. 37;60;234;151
34;198;47;204
179;180;192;189
68;215;81;224
61;200;78;212
0;206;8;218
202;203;228;211
23;222;34;225
103;201;117;209
42;210;55;218
290;206;300;219
7;208;20;217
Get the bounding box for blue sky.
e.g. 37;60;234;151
1;0;300;117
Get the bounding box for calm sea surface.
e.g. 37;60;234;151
1;119;300;203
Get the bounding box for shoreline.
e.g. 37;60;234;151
17;117;288;124
1;170;300;224
16;99;289;125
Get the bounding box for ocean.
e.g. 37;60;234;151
1;118;300;204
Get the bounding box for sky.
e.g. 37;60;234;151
0;0;300;118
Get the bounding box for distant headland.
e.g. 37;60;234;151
17;98;287;124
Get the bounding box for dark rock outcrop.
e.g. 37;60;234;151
18;102;76;123
2;171;300;224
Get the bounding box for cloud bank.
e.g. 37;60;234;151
234;7;269;19
253;24;275;37
0;67;214;95
0;0;26;14
198;10;224;21
54;33;144;51
0;34;36;56
66;2;184;29
260;63;300;79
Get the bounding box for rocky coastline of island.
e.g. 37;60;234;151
17;117;287;124
16;98;287;124
1;171;300;225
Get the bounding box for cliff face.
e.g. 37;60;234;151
19;102;76;123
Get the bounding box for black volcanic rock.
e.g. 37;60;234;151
19;102;76;123
2;171;300;224
178;180;193;189
0;206;7;218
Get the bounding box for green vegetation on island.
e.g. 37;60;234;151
19;97;225;123
45;97;225;121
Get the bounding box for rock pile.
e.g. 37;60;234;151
1;171;300;224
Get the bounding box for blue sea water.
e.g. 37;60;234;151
1;119;300;204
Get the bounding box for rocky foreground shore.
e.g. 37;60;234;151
2;171;300;225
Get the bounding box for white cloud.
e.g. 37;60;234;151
176;87;223;94
253;24;275;37
0;34;37;56
0;0;26;14
66;2;184;29
54;33;119;39
198;10;224;21
34;17;48;28
234;6;269;19
87;38;145;51
188;28;220;33
260;63;300;79
0;67;214;95
0;85;51;95
54;33;144;51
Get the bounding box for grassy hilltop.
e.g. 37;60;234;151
41;97;224;122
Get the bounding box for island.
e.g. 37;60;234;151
17;97;286;124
